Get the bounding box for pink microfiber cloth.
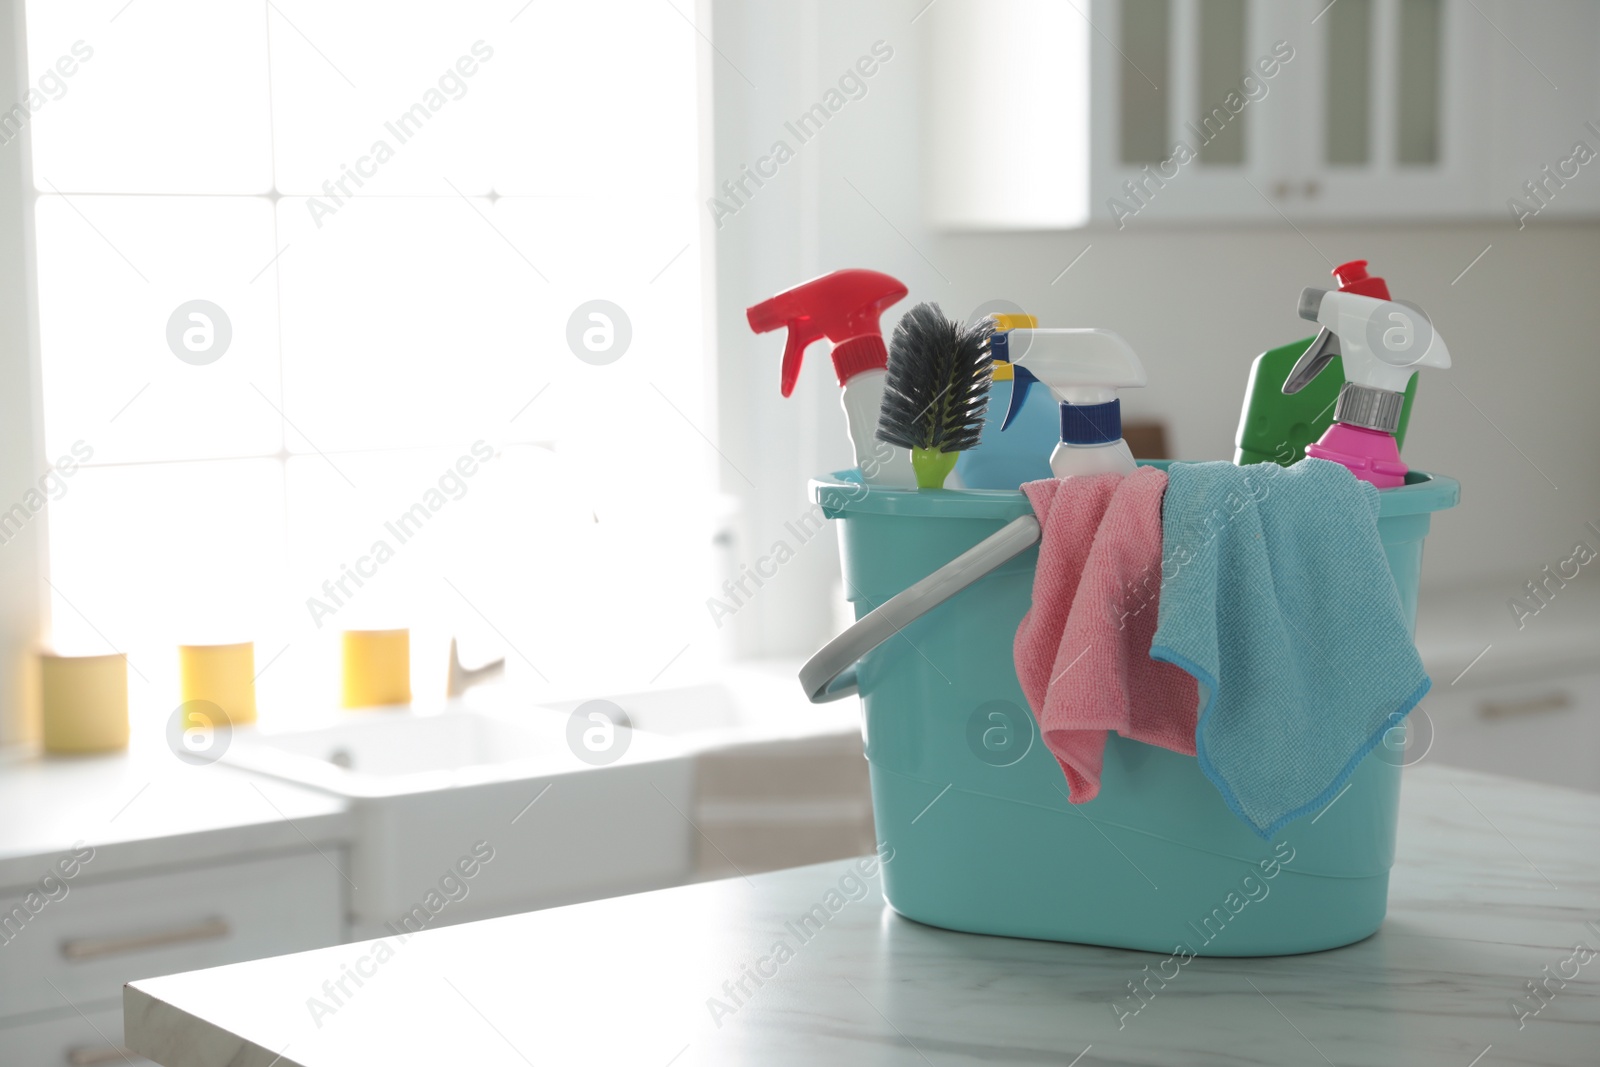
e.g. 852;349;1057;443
1014;467;1198;802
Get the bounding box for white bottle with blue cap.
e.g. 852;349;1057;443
1002;328;1148;478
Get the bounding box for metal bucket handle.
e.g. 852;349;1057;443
798;514;1041;703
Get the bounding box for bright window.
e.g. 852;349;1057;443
25;0;714;725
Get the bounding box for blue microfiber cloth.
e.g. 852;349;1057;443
1150;458;1429;839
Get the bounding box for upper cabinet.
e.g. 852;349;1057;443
924;0;1600;228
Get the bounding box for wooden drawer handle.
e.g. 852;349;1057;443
1478;692;1573;720
67;1044;137;1066
61;916;230;961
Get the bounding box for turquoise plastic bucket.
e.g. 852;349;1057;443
811;463;1459;957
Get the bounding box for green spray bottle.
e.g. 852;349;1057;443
1234;260;1418;466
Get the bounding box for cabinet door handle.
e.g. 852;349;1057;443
1303;179;1321;199
66;1044;136;1066
1478;692;1573;720
1272;179;1292;199
61;916;230;961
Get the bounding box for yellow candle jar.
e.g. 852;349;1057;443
341;629;411;708
178;642;257;727
40;652;130;755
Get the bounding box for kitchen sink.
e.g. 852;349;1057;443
224;706;597;794
536;670;861;745
222;702;695;939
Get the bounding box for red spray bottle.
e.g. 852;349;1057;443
747;269;917;487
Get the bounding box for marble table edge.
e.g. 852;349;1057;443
125;982;308;1067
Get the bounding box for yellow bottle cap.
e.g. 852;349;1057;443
989;313;1036;380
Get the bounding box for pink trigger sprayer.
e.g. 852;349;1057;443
1287;287;1451;488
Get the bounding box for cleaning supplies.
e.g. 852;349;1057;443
1013;467;1198;802
1001;328;1147;478
874;303;994;489
1290;287;1450;488
804;462;1458;953
746;269;917;487
956;313;1058;489
1234;260;1419;467
1150;459;1430;838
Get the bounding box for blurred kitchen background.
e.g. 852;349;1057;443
1;1;1597;1061
711;0;1600;791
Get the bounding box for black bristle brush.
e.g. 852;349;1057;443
876;302;995;488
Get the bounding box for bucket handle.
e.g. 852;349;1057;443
799;514;1042;703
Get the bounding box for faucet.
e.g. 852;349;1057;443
446;638;505;698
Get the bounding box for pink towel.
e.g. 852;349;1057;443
1014;467;1198;802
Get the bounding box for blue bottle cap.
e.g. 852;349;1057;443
1060;399;1121;445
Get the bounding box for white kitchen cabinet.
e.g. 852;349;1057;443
0;848;344;1021
1261;0;1494;220
1088;0;1295;223
1419;669;1600;794
1482;0;1600;225
691;733;875;879
0;748;353;1065
0;1005;150;1067
925;0;1596;227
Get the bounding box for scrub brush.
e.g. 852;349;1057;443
876;302;995;488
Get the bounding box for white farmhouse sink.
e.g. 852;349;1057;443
536;669;860;746
538;683;741;737
227;707;591;794
222;703;694;939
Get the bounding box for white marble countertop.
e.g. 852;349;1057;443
125;764;1600;1067
0;742;350;888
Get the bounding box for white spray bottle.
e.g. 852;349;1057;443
1002;328;1148;478
1290;288;1450;488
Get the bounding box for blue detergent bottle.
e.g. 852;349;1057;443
956;316;1058;488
